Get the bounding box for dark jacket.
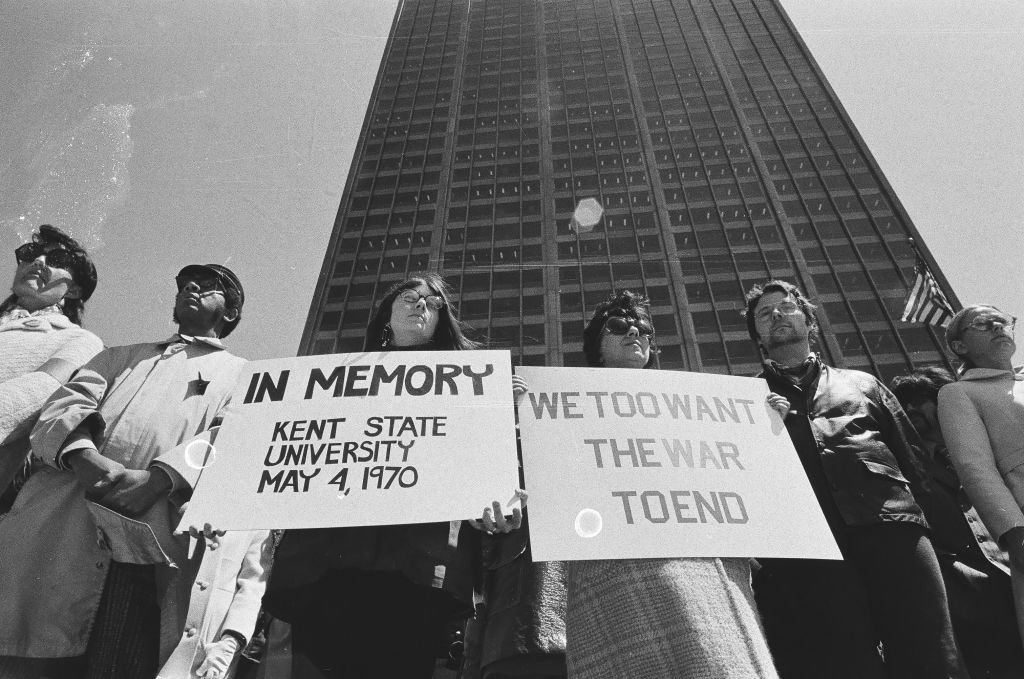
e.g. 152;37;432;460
920;443;1010;577
262;345;480;624
264;521;480;623
763;359;930;530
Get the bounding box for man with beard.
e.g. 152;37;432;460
0;264;260;679
743;280;966;679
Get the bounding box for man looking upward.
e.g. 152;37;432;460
744;279;966;679
0;264;250;679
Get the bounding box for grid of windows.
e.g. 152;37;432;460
303;0;953;382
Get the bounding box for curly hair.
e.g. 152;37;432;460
363;273;480;351
2;224;97;326
742;279;819;349
582;290;657;367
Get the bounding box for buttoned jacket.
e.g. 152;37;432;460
0;337;245;660
916;443;1009;577
157;530;273;679
763;361;929;529
938;367;1024;541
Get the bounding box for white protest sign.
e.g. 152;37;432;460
179;350;520;531
516;367;841;561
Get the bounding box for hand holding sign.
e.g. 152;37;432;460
179;351;520;532
515;367;840;562
468;489;528;534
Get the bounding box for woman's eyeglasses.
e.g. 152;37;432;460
966;314;1016;333
14;243;81;270
398;290;445;310
604;316;654;337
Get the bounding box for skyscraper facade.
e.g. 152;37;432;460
301;0;957;382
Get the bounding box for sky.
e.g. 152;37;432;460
0;0;1020;362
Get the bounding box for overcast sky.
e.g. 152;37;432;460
0;0;1020;362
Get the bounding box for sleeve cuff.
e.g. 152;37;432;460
221;628;247;649
57;439;98;470
151;461;188;493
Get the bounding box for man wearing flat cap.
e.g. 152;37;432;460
0;264;269;679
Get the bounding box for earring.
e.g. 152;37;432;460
381;324;392;348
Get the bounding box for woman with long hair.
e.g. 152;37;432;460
0;224;102;509
938;303;1024;648
264;273;521;678
564;290;778;679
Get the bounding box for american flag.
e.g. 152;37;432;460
901;258;956;327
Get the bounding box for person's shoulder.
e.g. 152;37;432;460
218;351;248;367
197;348;248;373
57;322;103;347
823;364;876;385
937;380;964;395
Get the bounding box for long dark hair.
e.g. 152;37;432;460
2;224;97;326
582;290;658;368
363;273;480;351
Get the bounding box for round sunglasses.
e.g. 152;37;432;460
603;315;654;337
14;243;81;270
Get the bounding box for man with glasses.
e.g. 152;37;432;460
742;280;966;679
0;264;258;679
938;304;1024;651
0;225;102;509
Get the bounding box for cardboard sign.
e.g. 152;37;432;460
515;367;841;561
179;350;520;531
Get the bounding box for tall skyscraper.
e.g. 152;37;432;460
301;0;957;382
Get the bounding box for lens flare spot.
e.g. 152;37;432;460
184;439;217;470
574;508;603;539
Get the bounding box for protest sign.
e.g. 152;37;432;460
515;366;841;561
179;350;520;531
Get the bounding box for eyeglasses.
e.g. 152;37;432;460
966;314;1016;333
14;243;81;270
398;290;445;310
755;301;801;321
175;276;224;295
603;315;654;337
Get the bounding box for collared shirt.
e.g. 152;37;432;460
161;333;226;350
0;303;65;324
32;339;246;476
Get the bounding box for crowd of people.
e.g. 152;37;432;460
0;223;1021;679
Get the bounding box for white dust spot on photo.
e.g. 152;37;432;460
184;439;217;470
574;508;603;538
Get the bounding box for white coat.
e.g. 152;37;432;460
157;530;273;679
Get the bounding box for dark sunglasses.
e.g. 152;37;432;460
604;315;654;337
14;243;81;269
175;275;225;294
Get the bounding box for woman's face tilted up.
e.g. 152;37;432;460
387;281;442;347
598;314;652;369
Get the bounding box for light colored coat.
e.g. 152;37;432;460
0;310;102;492
0;338;245;660
938;367;1024;541
158;530;273;679
938;366;1024;646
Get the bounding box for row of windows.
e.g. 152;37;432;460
311;0;947;375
